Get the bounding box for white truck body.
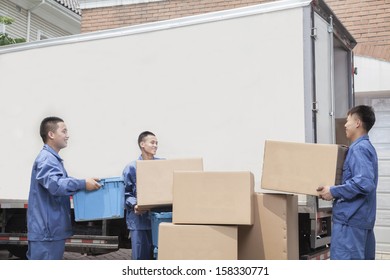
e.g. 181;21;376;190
0;0;356;258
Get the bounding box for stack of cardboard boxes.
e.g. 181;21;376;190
159;171;254;260
135;140;348;260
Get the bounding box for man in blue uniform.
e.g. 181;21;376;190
27;116;101;260
122;131;160;260
317;105;378;260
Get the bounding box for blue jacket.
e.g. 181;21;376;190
122;155;162;231
330;135;378;229
27;144;86;241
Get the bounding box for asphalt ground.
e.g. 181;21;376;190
0;248;132;260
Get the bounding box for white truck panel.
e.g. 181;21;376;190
1;5;308;200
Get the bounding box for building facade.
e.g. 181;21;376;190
0;0;81;42
80;0;390;62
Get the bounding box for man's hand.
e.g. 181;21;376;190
317;185;333;201
86;178;101;191
134;205;147;215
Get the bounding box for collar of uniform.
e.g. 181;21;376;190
43;144;63;162
138;154;159;160
349;134;369;149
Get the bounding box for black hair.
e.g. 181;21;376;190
348;105;376;132
137;131;156;149
40;116;64;143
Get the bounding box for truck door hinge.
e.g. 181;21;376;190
311;27;317;39
312;101;318;113
328;16;334;33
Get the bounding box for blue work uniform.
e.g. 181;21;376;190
27;144;86;260
330;135;378;260
122;155;160;260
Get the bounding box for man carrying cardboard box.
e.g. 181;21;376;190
317;105;378;260
122;131;160;260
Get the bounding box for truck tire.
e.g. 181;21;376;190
4;210;28;259
8;245;28;259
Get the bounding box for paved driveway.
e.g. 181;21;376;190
0;249;131;260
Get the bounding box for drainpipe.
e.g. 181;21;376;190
328;15;335;144
26;0;45;42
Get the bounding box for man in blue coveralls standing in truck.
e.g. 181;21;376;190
27;116;101;260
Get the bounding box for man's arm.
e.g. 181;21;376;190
122;164;137;208
36;156;100;196
330;146;376;200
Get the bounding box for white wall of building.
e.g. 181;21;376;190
355;56;390;95
354;55;390;258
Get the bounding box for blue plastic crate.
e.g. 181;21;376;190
150;211;172;258
73;177;125;221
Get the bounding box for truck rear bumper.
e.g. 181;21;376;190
0;234;119;255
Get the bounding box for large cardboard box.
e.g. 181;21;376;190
238;193;299;260
158;223;237;260
136;158;203;209
173;171;254;225
261;140;348;196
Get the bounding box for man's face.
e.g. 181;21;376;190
49;122;69;150
140;135;158;156
345;114;359;140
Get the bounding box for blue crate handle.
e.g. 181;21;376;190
98;177;124;189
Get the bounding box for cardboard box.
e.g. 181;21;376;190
238;193;299;260
261;140;348;196
173;171;254;225
136;158;203;209
158;223;237;260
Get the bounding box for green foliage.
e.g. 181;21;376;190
0;16;14;25
0;16;26;46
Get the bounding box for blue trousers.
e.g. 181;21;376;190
130;230;152;260
27;240;66;260
330;223;375;260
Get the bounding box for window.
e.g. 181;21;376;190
37;30;48;40
0;11;6;34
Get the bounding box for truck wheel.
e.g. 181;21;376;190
8;245;28;259
4;210;28;259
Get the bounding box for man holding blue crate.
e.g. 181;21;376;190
122;131;161;260
27;116;101;260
